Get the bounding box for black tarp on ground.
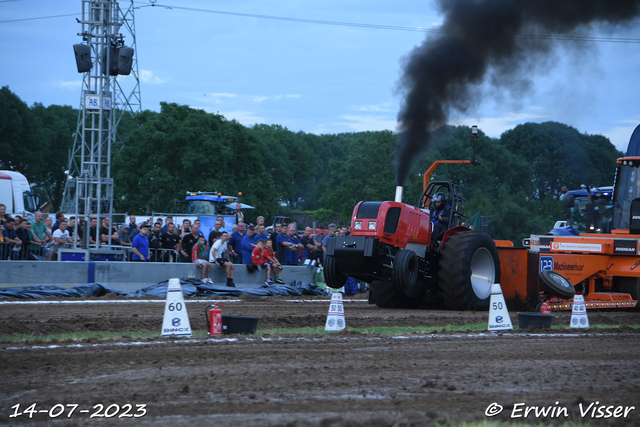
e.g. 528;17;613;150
0;279;329;299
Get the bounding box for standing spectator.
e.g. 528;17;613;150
126;215;138;238
161;216;174;234
88;217;98;245
229;221;245;264
256;216;265;228
161;222;181;262
322;223;337;256
51;219;73;259
16;219;38;260
264;239;284;283
29;212;49;257
192;234;212;283
287;224;302;266
131;223;151;261
2;218;22;260
270;223;282;255
100;217;119;245
117;224;132;247
313;226;325;265
276;223;289;264
68;216;78;242
179;219;192;240
300;226;317;263
148;222;162;261
209;231;236;287
241;225;257;264
180;221;200;262
0;203;11;227
208;220;224;248
252;239;273;285
253;224;269;245
235;203;245;224
51;211;65;233
341;226;350;236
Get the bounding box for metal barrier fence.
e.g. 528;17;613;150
0;242;182;263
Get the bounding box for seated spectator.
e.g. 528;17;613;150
2;218;22;260
160;222;181;262
264;239;284;284
209;231;236;287
252;239;273;285
192;234;212;283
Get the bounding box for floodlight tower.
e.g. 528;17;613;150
62;0;140;250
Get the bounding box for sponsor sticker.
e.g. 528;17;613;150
551;242;602;252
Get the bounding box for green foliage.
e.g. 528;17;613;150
0;86;76;210
1;88;626;243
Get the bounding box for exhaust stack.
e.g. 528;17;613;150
394;185;403;203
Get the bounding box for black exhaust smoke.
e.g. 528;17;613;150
395;0;640;187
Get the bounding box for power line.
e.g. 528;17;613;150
2;3;640;45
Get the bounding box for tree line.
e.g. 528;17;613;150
0;86;624;245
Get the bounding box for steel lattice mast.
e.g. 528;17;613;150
61;0;140;248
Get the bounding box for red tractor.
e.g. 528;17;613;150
324;147;502;310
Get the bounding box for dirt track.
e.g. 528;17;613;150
1;295;640;426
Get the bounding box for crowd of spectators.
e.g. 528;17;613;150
0;207;351;278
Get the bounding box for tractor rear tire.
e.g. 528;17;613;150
393;249;422;297
324;256;347;289
539;270;575;299
438;231;501;311
370;280;424;309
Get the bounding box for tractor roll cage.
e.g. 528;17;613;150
418;181;466;230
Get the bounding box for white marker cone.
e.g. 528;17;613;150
325;292;346;332
161;278;192;337
488;283;513;331
570;294;589;328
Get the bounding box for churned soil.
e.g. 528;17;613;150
1;295;639;426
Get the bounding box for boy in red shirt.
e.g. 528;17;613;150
264;239;284;284
192;235;212;283
252;239;273;286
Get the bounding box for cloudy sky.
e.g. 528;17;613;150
1;0;639;151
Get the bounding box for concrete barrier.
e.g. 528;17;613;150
0;261;319;294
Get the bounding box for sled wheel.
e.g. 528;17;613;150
324;255;347;289
438;231;501;311
539;270;575;300
393;249;422;297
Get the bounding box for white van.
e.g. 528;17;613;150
0;171;40;219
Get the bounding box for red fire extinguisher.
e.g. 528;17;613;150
540;301;551;315
206;303;222;335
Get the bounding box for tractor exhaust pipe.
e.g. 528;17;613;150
395;185;403;203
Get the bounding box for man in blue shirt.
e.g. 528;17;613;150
241;225;257;264
229;221;245;264
131;223;150;261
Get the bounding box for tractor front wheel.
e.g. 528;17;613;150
393;249;422;297
438;231;501;311
324;255;347;289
